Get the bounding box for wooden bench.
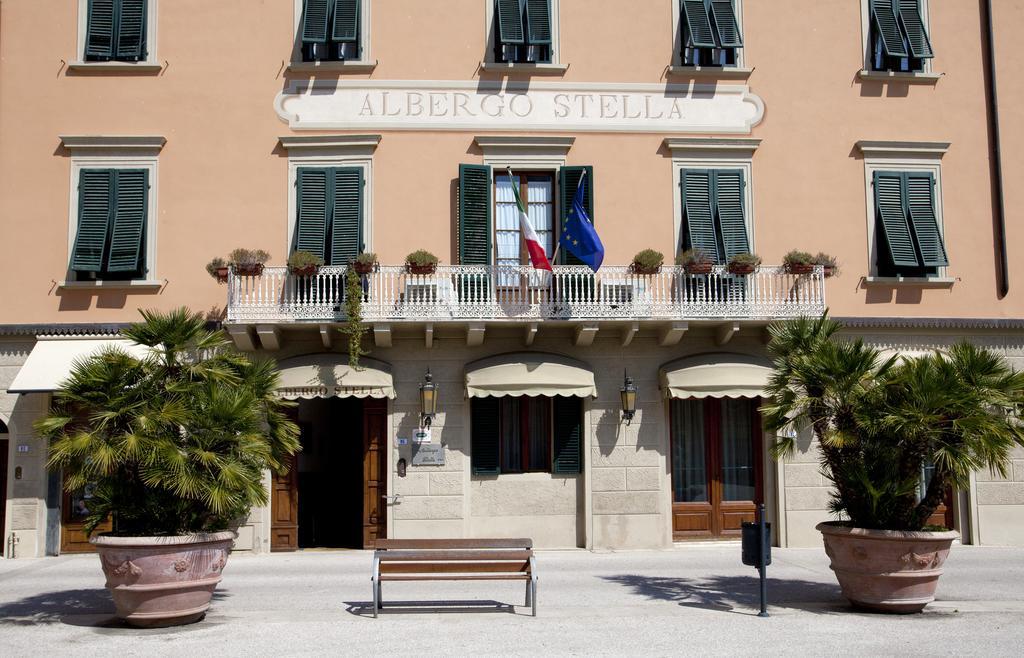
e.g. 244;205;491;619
371;538;537;617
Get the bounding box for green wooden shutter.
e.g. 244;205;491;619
330;167;363;265
871;0;909;58
874;171;919;268
552;397;583;474
558;166;593;266
106;169;148;272
681;0;716;48
71;170;113;272
682;169;721;263
301;0;330;43
85;0;116;58
332;0;360;43
906;173;948;267
295;168;329;261
115;0;146;60
471;398;501;475
526;0;552;45
496;0;525;45
714;170;749;260
458;164;492;265
898;0;933;59
710;0;743;48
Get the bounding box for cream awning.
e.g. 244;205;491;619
465;353;597;398
274;354;395;399
660;353;773;400
8;337;151;393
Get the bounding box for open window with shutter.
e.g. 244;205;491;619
868;0;932;72
873;171;948;277
680;0;741;67
70;169;149;279
680;169;750;265
85;0;148;62
494;0;553;63
470;396;582;475
301;0;362;62
294;166;364;266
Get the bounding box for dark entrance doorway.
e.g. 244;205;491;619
670;397;763;539
271;397;387;550
1;430;8;546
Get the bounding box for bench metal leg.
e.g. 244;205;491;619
531;577;537;617
525;578;531;607
371;555;381;618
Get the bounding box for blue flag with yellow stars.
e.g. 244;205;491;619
559;173;604;272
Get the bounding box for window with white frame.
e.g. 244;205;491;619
61;137;163;284
863;0;934;73
295;0;371;63
486;0;560;65
857;141;949;279
77;0;158;65
678;0;744;68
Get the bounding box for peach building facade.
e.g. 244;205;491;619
1;0;1023;557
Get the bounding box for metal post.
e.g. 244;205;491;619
757;502;769;618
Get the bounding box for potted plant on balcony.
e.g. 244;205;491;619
352;252;378;275
783;250;815;275
37;307;300;627
405;249;439;275
676;248;714;275
726;252;761;275
205;257;229;284
814;252;839;278
229;248;270;277
763;313;1024;613
630;249;664;275
287;250;323;277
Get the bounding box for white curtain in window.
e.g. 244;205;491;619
495;174;520;287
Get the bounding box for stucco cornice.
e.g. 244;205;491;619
664;137;762;156
278;135;381;152
835;317;1024;331
59;135;166;152
474;135;575;157
855;140;950;158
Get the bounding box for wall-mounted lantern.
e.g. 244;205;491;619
620;372;637;425
419;369;438;427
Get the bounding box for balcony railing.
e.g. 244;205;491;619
226;264;826;323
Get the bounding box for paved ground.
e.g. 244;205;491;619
1;544;1023;656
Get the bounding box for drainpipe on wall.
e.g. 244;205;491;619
983;0;1010;298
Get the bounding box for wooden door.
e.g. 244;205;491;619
670;398;763;539
60;483;112;553
271;453;299;551
0;439;8;543
362;398;387;549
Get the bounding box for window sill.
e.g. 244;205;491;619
862;276;955;289
479;61;569;74
58;279;164;291
287;60;378;73
857;70;942;84
67;61;163;73
667;66;753;80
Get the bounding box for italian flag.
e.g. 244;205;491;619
507;167;553;271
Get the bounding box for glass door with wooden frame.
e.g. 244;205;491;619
494;172;554;298
670;397;763;539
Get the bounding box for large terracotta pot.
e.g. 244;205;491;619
91;531;235;627
817;522;958;613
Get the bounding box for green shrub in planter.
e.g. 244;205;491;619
631;249;664;274
405;249;439;273
287;250;324;276
813;252;839;277
726;252;761;274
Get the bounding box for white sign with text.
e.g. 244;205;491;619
275;81;764;134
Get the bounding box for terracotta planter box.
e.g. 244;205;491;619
817;522;958;613
289;265;319;277
631;264;662;275
92;531;235;627
233;264;264;277
353;261;376;275
823;265;836;278
683;262;714;275
785;263;815;275
727;264;756;275
214;267;229;284
406;263;437;275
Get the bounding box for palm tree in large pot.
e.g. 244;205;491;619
762;313;1024;613
37;308;300;627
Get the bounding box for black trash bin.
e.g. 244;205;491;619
741;521;772;567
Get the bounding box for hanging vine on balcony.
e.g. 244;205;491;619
339;266;369;369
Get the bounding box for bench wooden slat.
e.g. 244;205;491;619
380;574;531;582
375;538;532;550
377;549;533;562
380;561;530;575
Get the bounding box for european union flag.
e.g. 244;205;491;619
559;173;605;272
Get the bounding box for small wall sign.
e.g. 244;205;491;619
413;428;431;444
411;444;445;466
17;444;29;453
395;437;409;447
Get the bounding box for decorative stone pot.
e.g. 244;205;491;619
92;531;235;627
817;522;958;613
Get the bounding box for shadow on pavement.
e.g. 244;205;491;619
0;588;228;628
601;574;848;615
344;599;518;617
